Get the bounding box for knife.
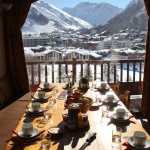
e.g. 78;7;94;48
78;132;96;150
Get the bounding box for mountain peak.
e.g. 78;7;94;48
23;0;92;34
63;2;122;25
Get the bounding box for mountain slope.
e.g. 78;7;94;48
63;2;122;25
22;0;92;34
84;0;148;34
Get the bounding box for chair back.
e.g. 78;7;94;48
115;81;120;96
119;90;130;109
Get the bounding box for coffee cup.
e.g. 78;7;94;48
107;94;114;102
32;102;40;111
38;91;45;99
133;131;147;146
44;83;50;89
101;82;107;89
116;108;125;118
22;123;33;136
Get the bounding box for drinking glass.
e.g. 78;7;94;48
95;92;101;102
40;133;51;150
100;105;109;126
44;110;52;121
112;126;122;149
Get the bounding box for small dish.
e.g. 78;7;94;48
127;136;150;149
48;127;63;135
111;113;130;122
17;128;38;139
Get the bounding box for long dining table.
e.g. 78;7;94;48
5;82;150;150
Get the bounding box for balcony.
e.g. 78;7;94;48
26;59;144;92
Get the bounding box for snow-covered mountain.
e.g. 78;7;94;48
81;0;148;35
63;2;122;25
22;0;92;34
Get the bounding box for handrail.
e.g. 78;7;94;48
26;59;144;85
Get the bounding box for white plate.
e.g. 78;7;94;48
112;113;130;122
127;136;150;149
27;107;44;114
18;128;38;139
34;95;49;100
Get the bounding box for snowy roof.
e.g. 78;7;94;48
64;48;101;58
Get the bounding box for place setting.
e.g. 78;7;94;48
102;94;120;106
31;91;51;103
39;82;55;92
26;102;46;117
12;123;45;141
123;131;150;149
95;82;110;93
111;108;134;123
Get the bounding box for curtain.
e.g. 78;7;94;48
141;0;150;120
2;0;37;96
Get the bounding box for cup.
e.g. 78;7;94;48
22;123;33;136
101;82;107;89
44;83;50;89
133;131;147;146
107;94;114;102
116;108;126;119
38;91;45;99
112;126;122;143
100;105;109;126
32;102;40;112
41;133;51;149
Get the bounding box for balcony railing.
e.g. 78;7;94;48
26;59;144;86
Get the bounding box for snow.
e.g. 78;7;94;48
23;0;92;34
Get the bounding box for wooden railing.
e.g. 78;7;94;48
26;59;145;86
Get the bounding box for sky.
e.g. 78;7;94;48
46;0;131;9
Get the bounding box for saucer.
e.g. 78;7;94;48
127;136;150;149
34;95;49;100
103;98;118;105
112;113;130;122
27;107;44;114
41;86;54;91
98;86;109;90
17;128;38;139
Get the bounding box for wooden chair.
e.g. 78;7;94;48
119;90;131;109
130;81;143;112
110;81;120;96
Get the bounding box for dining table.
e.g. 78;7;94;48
5;82;150;150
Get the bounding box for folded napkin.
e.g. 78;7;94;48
122;142;150;150
12;129;45;139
